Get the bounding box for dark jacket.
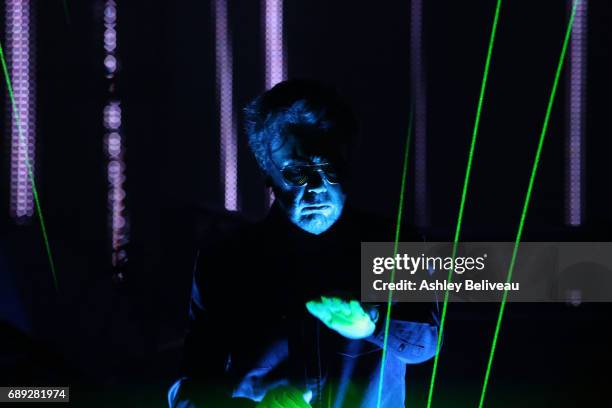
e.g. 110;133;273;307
169;205;439;408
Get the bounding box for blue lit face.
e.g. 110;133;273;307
268;134;346;235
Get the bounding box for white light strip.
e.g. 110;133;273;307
7;0;35;220
411;0;428;226
214;0;238;211
566;0;587;226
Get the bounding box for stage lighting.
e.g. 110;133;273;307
102;0;128;269
6;0;35;220
566;0;587;226
214;0;238;211
263;0;286;90
263;0;286;207
411;0;428;227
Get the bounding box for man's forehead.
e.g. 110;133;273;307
280;155;326;167
272;132;339;160
272;139;333;165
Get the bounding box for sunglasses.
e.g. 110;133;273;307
279;163;340;187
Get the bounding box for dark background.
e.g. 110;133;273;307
1;0;611;406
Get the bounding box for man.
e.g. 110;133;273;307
169;79;439;407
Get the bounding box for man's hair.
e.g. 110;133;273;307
244;79;358;173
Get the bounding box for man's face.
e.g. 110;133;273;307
268;133;346;235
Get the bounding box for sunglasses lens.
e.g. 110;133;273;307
321;164;339;183
282;167;309;186
281;164;340;186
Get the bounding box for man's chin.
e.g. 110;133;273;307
296;213;335;235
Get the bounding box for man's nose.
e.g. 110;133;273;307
306;170;326;193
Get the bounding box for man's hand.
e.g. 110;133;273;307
306;296;377;340
255;386;312;408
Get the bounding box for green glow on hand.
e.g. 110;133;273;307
477;2;580;407
306;297;376;340
376;107;414;408
426;2;503;407
0;40;58;291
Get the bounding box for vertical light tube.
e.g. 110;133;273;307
214;0;238;211
263;0;286;206
411;0;428;226
263;0;286;90
566;0;587;226
103;0;128;269
6;0;35;220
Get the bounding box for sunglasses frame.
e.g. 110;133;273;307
276;162;340;188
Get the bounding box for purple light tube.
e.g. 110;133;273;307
566;0;587;226
104;101;127;258
103;0;128;264
104;0;117;76
6;0;35;219
214;0;238;211
263;0;286;90
263;0;286;207
411;0;428;226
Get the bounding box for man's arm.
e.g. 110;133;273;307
305;297;440;364
365;304;440;365
366;227;440;364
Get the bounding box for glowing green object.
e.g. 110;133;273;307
477;2;580;407
426;2;503;406
0;40;58;291
306;297;376;340
256;385;312;408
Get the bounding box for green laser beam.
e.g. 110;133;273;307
477;2;580;407
425;1;502;406
375;107;414;408
0;40;58;291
